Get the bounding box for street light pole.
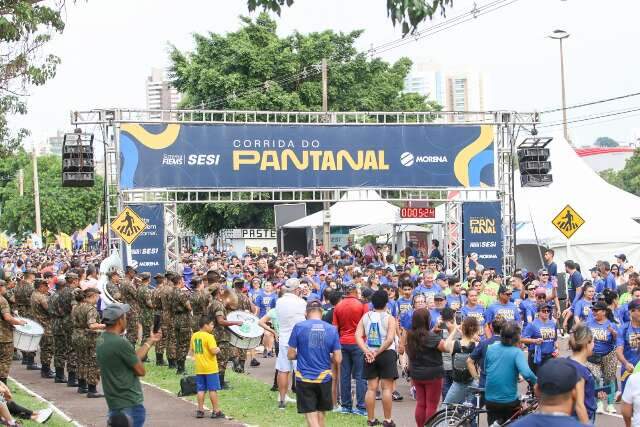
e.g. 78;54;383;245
549;29;571;145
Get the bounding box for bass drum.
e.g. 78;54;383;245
227;311;264;350
14;318;43;353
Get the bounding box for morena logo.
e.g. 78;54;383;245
400;152;448;167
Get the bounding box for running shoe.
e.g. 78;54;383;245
250;358;261;367
337;406;352;415
375;390;381;400
195;410;205;419
410;386;416;400
392;391;403;401
211;410;226;419
596;401;605;414
278;401;286;410
284;395;297;403
366;419;380;426
352;408;368;416
382;421;396;427
607;404;617;414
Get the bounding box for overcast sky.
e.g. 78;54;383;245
10;0;640;148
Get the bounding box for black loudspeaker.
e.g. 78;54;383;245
518;138;553;187
62;133;94;187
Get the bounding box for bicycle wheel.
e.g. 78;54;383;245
425;409;468;427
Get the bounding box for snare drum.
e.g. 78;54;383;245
13;318;44;353
227;311;264;350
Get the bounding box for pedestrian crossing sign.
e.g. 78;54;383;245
110;207;147;245
552;205;585;239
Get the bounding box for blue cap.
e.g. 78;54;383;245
436;273;447;281
537;358;579;395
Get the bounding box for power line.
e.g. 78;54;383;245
540;105;640;127
540;91;640;114
539;106;640;128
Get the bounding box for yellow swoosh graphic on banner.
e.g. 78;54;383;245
121;124;181;149
453;125;494;187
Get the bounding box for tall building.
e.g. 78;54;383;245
146;68;182;110
46;131;64;156
403;61;485;121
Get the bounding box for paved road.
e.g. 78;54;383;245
9;361;241;427
241;339;625;427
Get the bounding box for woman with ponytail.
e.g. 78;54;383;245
567;324;597;424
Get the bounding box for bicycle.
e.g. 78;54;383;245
425;386;538;427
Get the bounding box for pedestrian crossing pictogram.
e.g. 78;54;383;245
552;205;584;239
110;207;147;244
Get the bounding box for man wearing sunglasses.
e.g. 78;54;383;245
484;286;521;338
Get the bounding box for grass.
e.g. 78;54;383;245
142;354;367;427
6;380;72;426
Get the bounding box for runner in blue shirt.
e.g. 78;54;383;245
460;289;486;337
484;286;521;337
616;299;640;392
255;281;277;318
381;283;399;317
396;281;414;318
543;249;558;278
563;283;596;331
522;303;558;372
567;324;597;424
412;271;441;300
446;278;466;311
248;277;263;303
519;285;539;326
564;260;583;304
586;301;619;414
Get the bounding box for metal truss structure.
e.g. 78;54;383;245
72;108;538;277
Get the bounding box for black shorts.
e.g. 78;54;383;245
295;380;333;414
363;349;399;380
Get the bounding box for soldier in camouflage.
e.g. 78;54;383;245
50;272;80;386
189;277;210;332
71;288;106;398
159;273;176;368
136;272;154;362
232;279;257;373
208;287;242;389
31;278;55;378
151;273;167;365
169;273;192;375
14;269;37;369
120;266;140;348
105;271;122;303
0;280;27;383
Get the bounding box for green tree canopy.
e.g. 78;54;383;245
599;148;640;196
594;136;619;147
0;154;103;235
170;13;440;235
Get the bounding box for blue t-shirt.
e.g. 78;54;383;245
446;294;466;311
586;318;616;355
400;309;437;331
255;291;277;318
523;318;557;355
594;279;606;294
567;270;583;303
604;272;616;291
509;414;586;427
566;358;596;422
484;342;536;403
413;284;441;300
519;299;537;325
461;304;486;332
469;335;500;387
571;299;593;321
367;301;399;318
485;302;521;324
397;297;413;317
617;322;640;366
545;262;558;278
248;287;262;303
288;319;340;383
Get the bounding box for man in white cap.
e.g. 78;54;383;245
274;278;307;410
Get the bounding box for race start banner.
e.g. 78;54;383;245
119;123;495;190
462;201;503;275
122;204;165;278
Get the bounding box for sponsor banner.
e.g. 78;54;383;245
119;123;495;189
122;204;165;278
219;229;277;239
462;201;503;275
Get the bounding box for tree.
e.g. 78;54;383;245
0;1;65;157
599;148;640;196
170;14;440;235
594;137;619;147
0;154;103;235
247;0;454;35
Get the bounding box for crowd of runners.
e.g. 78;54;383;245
0;242;638;427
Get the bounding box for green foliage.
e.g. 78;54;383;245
0;154;103;235
0;1;65;156
594;136;619;147
599;168;624;189
247;0;453;35
171;14;440;235
599;148;640;196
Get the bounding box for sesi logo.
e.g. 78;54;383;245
187;154;220;166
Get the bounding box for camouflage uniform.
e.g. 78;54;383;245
189;289;211;332
30;291;53;368
72;302;101;386
136;282;154;344
208;299;232;376
13;281;34;361
171;287;192;370
105;280;121;304
120;278;139;347
152;284;166;354
159;284;176;361
0;295;13;381
233;290;253;372
49;287;78;376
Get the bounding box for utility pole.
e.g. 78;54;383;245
32;147;42;240
17;169;23;196
321;58;331;255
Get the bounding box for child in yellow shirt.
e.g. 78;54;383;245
190;316;224;419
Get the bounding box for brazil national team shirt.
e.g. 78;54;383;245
617;322;640;366
485;301;521;324
288;319;340;383
587;318;616;356
523;318;556;355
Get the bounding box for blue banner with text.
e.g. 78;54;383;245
119;123;495;189
122;204;165;278
462;201;503;275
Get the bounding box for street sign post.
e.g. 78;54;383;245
110;207;147;245
551;205;585;239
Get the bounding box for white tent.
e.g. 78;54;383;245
515;136;640;270
350;223;431;237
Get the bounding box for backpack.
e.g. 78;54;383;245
366;312;386;348
451;340;475;383
178;375;197;397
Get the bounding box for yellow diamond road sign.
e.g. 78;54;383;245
111;207;147;245
552;205;585;239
